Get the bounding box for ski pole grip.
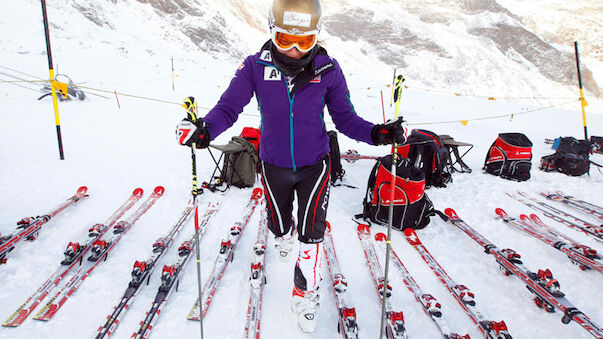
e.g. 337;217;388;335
183;96;198;122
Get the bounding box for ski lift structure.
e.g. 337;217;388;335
38;74;86;101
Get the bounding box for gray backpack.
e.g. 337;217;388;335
211;136;259;188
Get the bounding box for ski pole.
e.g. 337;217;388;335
574;41;588;140
380;74;405;339
183;96;204;339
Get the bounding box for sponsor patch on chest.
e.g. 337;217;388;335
264;67;282;81
260;50;272;62
310;75;321;83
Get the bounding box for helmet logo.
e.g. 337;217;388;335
283;11;311;28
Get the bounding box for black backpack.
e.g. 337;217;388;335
328;130;345;185
540;137;591;176
483;133;533;181
591;136;603;154
396;129;451;188
356;155;435;230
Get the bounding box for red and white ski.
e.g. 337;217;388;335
243;207;268;339
541;192;603;221
496;208;603;274
33;186;164;321
374;232;468;339
404;228;510;339
2;188;142;327
0;186;89;264
188;187;263;321
357;224;407;339
446;208;603;338
324;222;358;339
96;199;219;338
509;192;602;244
132;199;221;339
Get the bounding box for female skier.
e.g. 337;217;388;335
177;0;406;332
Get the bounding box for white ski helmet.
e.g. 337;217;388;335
269;0;322;52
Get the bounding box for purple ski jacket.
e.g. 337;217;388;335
204;42;375;170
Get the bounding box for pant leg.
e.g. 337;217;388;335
294;154;331;244
260;160;295;237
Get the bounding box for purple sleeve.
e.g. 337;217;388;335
203;56;255;140
324;59;375;145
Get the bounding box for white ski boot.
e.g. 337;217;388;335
275;227;297;262
291;286;320;333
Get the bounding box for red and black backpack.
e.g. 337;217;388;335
356;155;435;230
483;133;532;181
396;129;451;188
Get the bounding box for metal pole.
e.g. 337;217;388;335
40;0;65;160
574;41;588;140
380;74;405;339
183;97;204;339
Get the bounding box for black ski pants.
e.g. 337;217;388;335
260;154;331;244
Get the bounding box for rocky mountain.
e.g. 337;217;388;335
54;0;603;107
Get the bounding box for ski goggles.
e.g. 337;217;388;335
271;27;318;52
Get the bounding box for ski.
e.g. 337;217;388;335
33;186;164;321
2;188;142;327
96;199;219;338
374;232;468;339
243;207;268;339
323;222;359;339
341;149;379;163
356;224;407;339
528;214;600;254
404;228;510;339
496;208;603;274
132;199;221;339
526;213;587;246
0;186;89;264
188;187;263;321
541;192;603;221
446;208;603;338
518;192;602;232
508;192;603;244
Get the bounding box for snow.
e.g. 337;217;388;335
1;1;602;339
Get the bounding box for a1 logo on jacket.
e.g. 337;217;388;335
264;67;282;81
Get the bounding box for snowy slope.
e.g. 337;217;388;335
1;1;603;339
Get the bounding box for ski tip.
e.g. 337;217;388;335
494;208;507;218
252;187;263;199
133;188;144;197
444;208;458;219
4;310;28;327
519;214;530;222
326;221;331;232
374;232;387;242
530;214;542;223
404;229;421;245
357;224;370;234
153;186;165;196
77;186;88;195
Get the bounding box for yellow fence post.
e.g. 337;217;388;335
574;41;589;140
41;0;65;160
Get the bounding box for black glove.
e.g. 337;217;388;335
176;118;211;149
371;117;407;145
